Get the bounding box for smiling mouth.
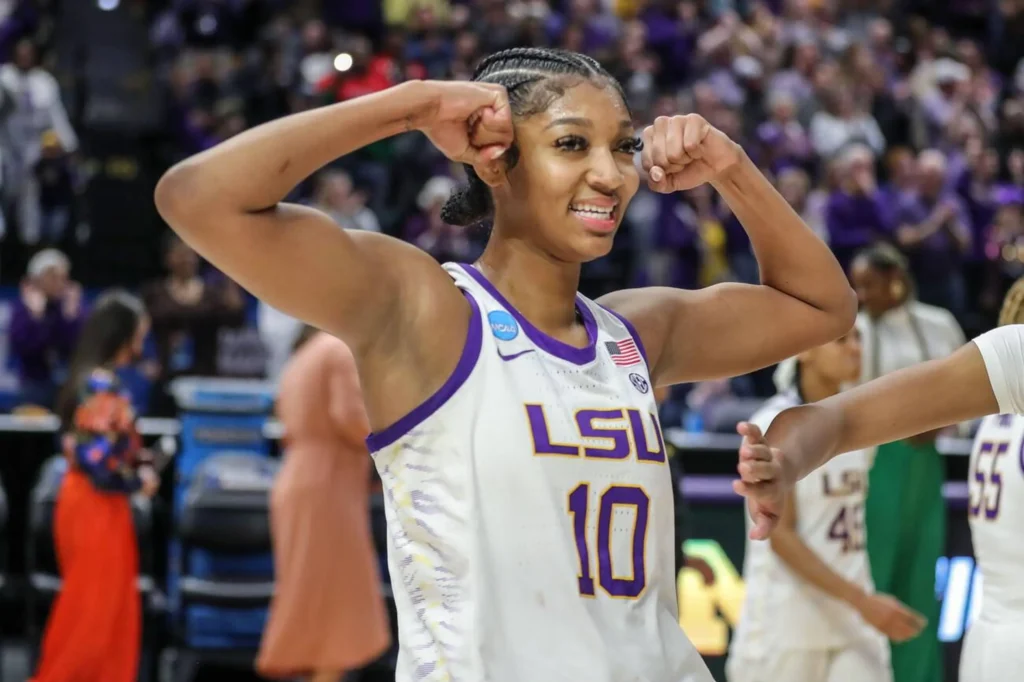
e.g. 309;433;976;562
569;203;618;223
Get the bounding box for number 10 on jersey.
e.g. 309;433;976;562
567;484;650;599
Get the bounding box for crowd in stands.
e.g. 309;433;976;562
0;0;1022;422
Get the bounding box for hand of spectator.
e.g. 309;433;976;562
642;114;743;193
21;280;47;317
63;282;83;318
412;81;513;167
853;167;876;195
933;200;958;225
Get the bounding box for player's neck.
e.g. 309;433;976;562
798;371;840;403
475;240;582;334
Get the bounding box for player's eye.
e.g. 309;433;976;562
617;136;643;154
555;135;588;152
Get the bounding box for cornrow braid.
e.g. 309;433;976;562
439;48;631;228
999;276;1024;326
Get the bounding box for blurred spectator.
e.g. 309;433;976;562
777;166;827;243
142;235;248;415
755;90;813;172
810;85;886;159
312;169;380;233
34;129;74;244
407;175;480;263
825;144;890;269
0;37;77;244
10;248;84;409
32;291;157;682
894;149;972;318
257;330;390;682
851;243;965;682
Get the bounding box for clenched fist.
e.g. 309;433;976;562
640;114;743;193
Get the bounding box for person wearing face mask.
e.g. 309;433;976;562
29;291;160;682
848;242;965;682
10;248;86;410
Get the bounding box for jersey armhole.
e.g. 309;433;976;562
365;289;484;452
598;304;651;372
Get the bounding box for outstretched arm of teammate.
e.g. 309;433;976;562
762;327;1019;483
599;114;857;387
733;326;1024;537
768;494;926;643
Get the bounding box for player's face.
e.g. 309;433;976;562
496;81;640;263
807;329;862;385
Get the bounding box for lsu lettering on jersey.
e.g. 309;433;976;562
729;391;879;660
367;263;711;682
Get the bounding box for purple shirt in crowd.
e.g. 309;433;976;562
9;299;84;384
825;190;891;252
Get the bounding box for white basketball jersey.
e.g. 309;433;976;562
968;413;1024;623
368;263;711;682
730;392;878;657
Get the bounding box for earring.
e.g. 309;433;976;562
890;281;906;299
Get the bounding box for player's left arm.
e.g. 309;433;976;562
769;495;865;606
599;123;856;386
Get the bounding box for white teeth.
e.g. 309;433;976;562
570;205;614;218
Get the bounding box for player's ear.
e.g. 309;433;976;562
472;150;508;188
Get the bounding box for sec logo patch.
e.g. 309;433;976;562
629;372;649;394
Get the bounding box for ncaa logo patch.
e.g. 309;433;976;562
629;372;649;394
488;310;520;341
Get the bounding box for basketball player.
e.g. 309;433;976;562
737;286;1024;682
155;48;856;681
727;330;924;682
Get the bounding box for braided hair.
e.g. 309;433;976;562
999;276;1024;326
440;48;631;227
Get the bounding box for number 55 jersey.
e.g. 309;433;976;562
729;390;880;659
960;412;1024;682
367;263;712;682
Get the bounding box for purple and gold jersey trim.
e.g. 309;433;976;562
365;290;484;453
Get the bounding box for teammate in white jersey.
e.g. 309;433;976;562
957;281;1024;682
155;46;857;682
728;330;923;682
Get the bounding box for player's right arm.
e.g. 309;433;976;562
768;495;925;642
154;80;511;428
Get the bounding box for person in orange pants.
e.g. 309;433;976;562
30;291;159;682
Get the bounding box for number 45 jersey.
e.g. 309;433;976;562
367;263;712;682
730;390;879;658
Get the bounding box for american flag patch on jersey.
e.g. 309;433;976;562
605;338;642;366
